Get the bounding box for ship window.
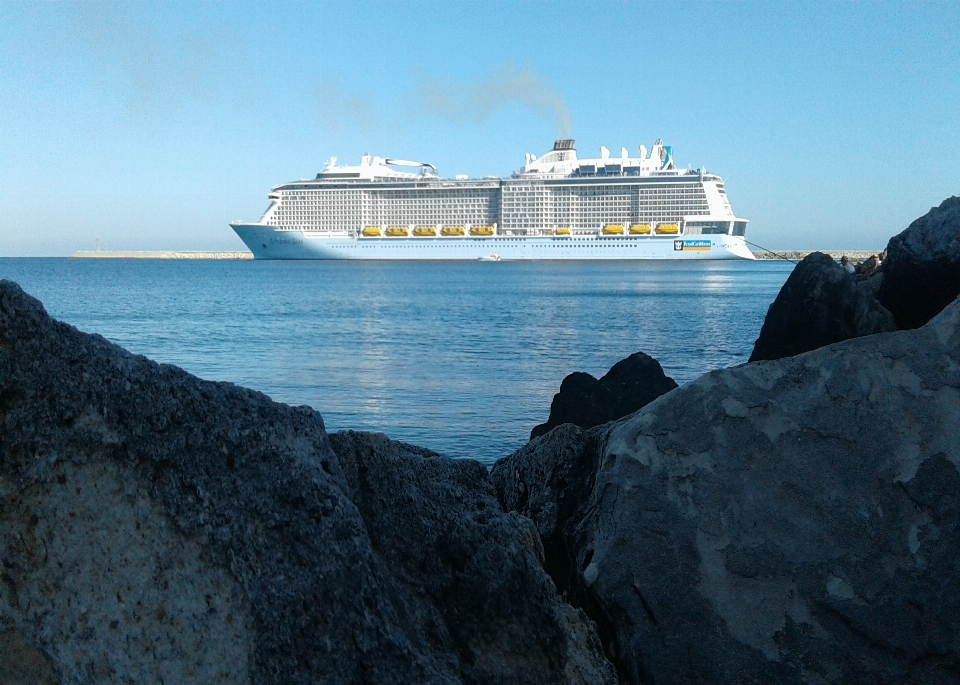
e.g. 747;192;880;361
686;221;730;235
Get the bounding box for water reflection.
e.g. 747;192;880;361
1;258;793;465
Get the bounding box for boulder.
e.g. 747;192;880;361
494;297;960;684
328;431;616;685
879;195;960;329
530;352;678;440
0;280;614;685
749;251;896;362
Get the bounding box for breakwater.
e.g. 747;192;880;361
750;249;880;260
70;250;254;259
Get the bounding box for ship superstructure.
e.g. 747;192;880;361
231;140;753;260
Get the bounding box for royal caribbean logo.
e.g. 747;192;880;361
673;239;712;252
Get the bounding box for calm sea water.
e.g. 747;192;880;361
1;258;792;465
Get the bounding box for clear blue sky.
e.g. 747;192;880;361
2;1;958;255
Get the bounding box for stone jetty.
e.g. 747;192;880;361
750;250;881;261
70;251;253;259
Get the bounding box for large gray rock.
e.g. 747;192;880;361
749;251;896;362
328;431;616;685
879;195;960;330
0;280;614;685
494;297;960;684
530;352;678;440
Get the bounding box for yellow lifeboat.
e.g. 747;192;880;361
655;223;679;235
603;224;625;235
470;225;495;236
385;226;409;237
413;226;437;237
362;226;382;237
555;227;571;235
441;225;465;236
629;223;651;235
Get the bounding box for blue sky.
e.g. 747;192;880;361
1;1;958;255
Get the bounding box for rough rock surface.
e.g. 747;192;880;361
0;280;614;685
328;431;616;685
879;195;960;330
495;297;960;684
530;352;678;440
749;251;897;362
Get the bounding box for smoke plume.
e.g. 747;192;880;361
70;3;245;116
317;76;381;136
317;64;572;139
412;64;571;138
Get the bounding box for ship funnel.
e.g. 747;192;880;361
553;139;575;151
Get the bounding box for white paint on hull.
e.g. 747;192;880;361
231;224;756;261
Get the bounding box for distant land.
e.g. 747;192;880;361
70;250;882;261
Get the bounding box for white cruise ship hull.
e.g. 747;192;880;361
232;224;755;260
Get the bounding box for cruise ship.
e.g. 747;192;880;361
230;139;753;260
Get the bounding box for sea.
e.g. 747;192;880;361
1;258;793;465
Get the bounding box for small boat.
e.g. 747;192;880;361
655;223;679;235
362;226;382;237
413;226;437;237
555;227;571;235
385;226;409;237
470;225;495;236
441;225;465;236
478;253;501;262
629;223;651;235
603;224;625;235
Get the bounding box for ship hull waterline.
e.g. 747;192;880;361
231;224;756;261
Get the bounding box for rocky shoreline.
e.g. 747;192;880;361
2;196;959;683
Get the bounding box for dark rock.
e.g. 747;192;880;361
530;352;678;440
854;253;882;276
749;251;897;362
879;195;960;329
328;430;617;685
0;631;57;685
492;424;603;608
494;298;960;684
0;280;614;685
